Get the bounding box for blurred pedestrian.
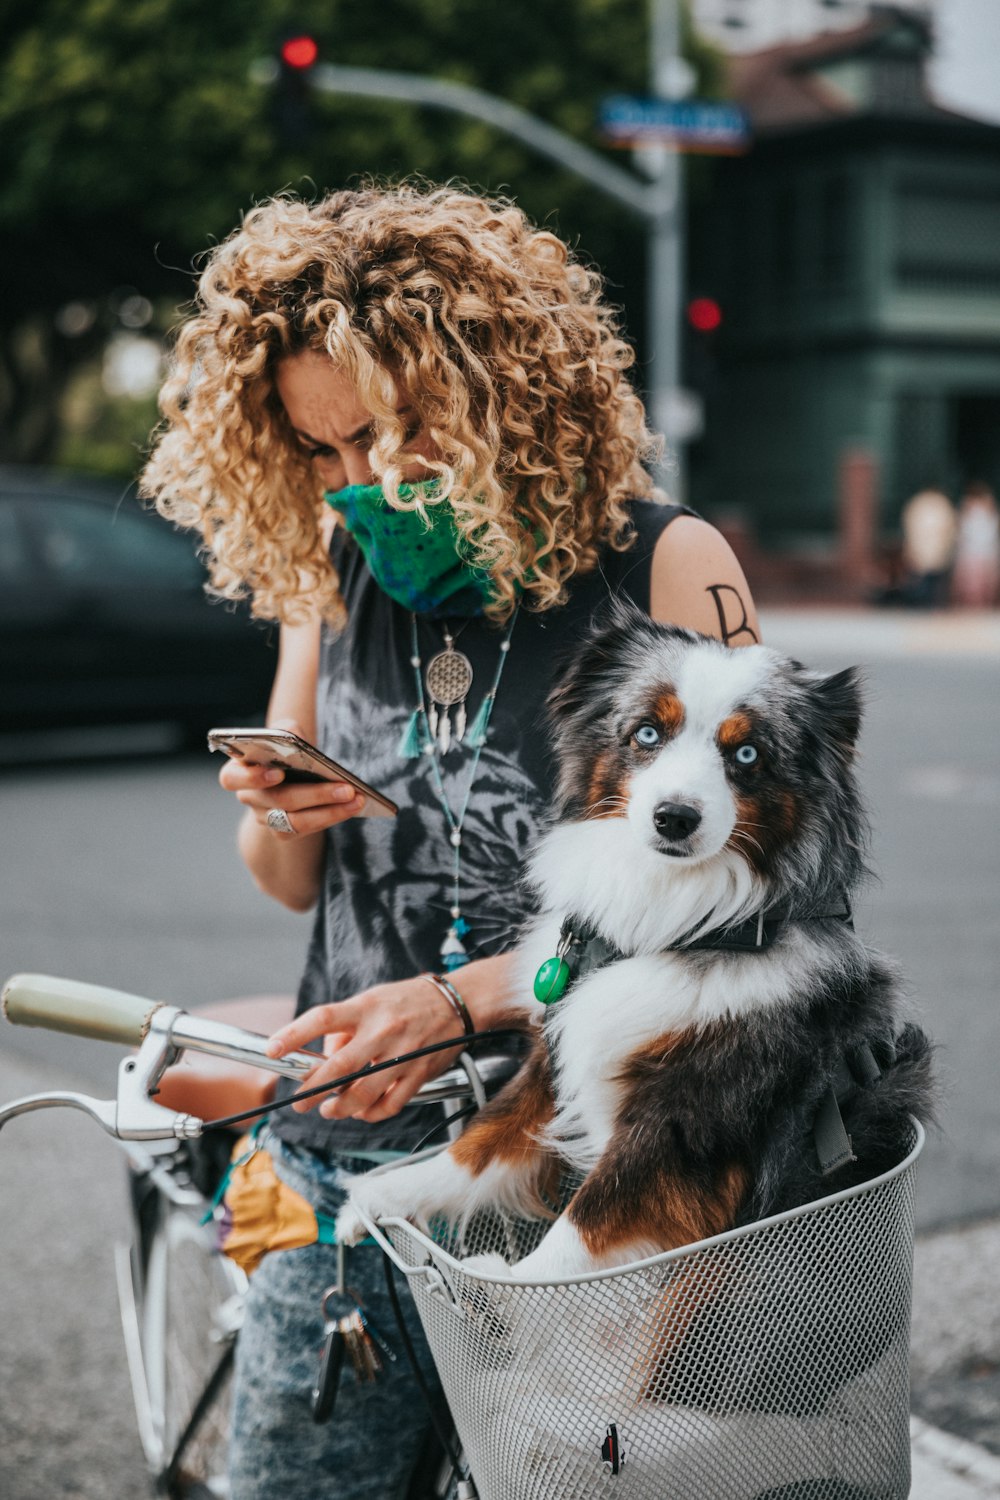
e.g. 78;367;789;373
141;182;760;1500
951;480;1000;609
899;485;957;609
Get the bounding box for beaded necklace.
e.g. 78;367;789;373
401;607;520;971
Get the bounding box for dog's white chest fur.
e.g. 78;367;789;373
515;821;826;1173
530;948;797;1171
526;819;763;959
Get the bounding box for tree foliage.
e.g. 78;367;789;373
0;0;721;463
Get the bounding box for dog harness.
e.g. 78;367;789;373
813;1039;887;1176
532;902;885;1178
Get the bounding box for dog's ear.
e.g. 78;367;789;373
547;595;658;728
599;591;653;636
808;666;864;751
600;592;701;646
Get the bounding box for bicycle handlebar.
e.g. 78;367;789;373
0;972;520;1141
2;973;324;1078
3;973;168;1046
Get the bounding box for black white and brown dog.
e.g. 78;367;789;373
335;601;933;1281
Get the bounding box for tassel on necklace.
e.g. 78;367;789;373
405;608;520;969
465;692;493;749
397;707;426;760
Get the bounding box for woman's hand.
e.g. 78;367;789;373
266;976;465;1122
219;721;366;911
219;750;366;839
265;954;516;1123
223;618;354;912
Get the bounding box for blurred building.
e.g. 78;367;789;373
692;0;934;52
688;4;1000;555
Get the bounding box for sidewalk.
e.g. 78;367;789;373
910;1215;1000;1497
759;605;1000;659
912;1416;1000;1498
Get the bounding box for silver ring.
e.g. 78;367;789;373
266;808;294;835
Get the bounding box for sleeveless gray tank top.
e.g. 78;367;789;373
272;500;689;1155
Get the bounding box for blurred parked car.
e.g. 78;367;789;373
0;467;276;740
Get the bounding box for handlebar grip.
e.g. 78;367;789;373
2;973;166;1046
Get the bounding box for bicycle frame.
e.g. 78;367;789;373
111;1129;253;1496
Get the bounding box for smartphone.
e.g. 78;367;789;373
207;727;398;818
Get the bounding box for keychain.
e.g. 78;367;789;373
312;1310;346;1424
311;1244;396;1424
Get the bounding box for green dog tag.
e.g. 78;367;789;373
533;955;570;1005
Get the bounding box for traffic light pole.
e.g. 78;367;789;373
648;0;686;495
292;34;684;489
309;63;663;221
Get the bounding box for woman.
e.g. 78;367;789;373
142;182;759;1500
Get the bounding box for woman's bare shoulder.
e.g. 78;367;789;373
650;515;761;645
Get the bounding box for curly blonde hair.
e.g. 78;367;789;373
141;182;660;625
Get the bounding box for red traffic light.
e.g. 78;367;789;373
687;297;722;333
280;35;318;69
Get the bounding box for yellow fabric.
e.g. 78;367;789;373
220;1133;321;1275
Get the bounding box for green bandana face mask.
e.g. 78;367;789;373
324;482;495;616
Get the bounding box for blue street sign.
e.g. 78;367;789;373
600;96;749;153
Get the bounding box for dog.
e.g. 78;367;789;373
335;600;933;1285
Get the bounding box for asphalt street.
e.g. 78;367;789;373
1;608;998;1495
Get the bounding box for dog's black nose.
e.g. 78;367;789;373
653;801;702;841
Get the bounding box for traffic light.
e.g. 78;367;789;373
687;297;722;334
275;32;319;147
281;35;318;70
683;297;723;442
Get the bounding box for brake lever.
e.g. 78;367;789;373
0;1089;119;1136
115;1029;203;1140
0;1011;203;1142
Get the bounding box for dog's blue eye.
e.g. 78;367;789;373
634;724;661;748
734;744;758;765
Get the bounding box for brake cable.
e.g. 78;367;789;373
410;1101;477;1154
381;1250;465;1475
201;1027;526;1132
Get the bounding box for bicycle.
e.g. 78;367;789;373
1;971;926;1500
0;972;514;1500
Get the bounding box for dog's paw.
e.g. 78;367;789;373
459;1250;514;1280
334;1200;371;1246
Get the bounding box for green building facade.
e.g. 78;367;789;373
690;9;1000;546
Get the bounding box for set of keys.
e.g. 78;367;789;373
312;1244;397;1423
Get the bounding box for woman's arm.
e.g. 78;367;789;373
220;617;365;912
650;515;762;644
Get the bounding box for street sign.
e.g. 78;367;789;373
600;96;749;154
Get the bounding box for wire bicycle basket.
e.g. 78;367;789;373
360;1121;924;1500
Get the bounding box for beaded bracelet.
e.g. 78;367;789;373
420;971;474;1036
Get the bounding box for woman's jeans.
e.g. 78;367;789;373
229;1137;447;1500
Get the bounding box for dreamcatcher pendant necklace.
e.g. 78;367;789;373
424;621;474;754
399;608;520;970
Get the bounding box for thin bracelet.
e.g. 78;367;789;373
419;972;473;1036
